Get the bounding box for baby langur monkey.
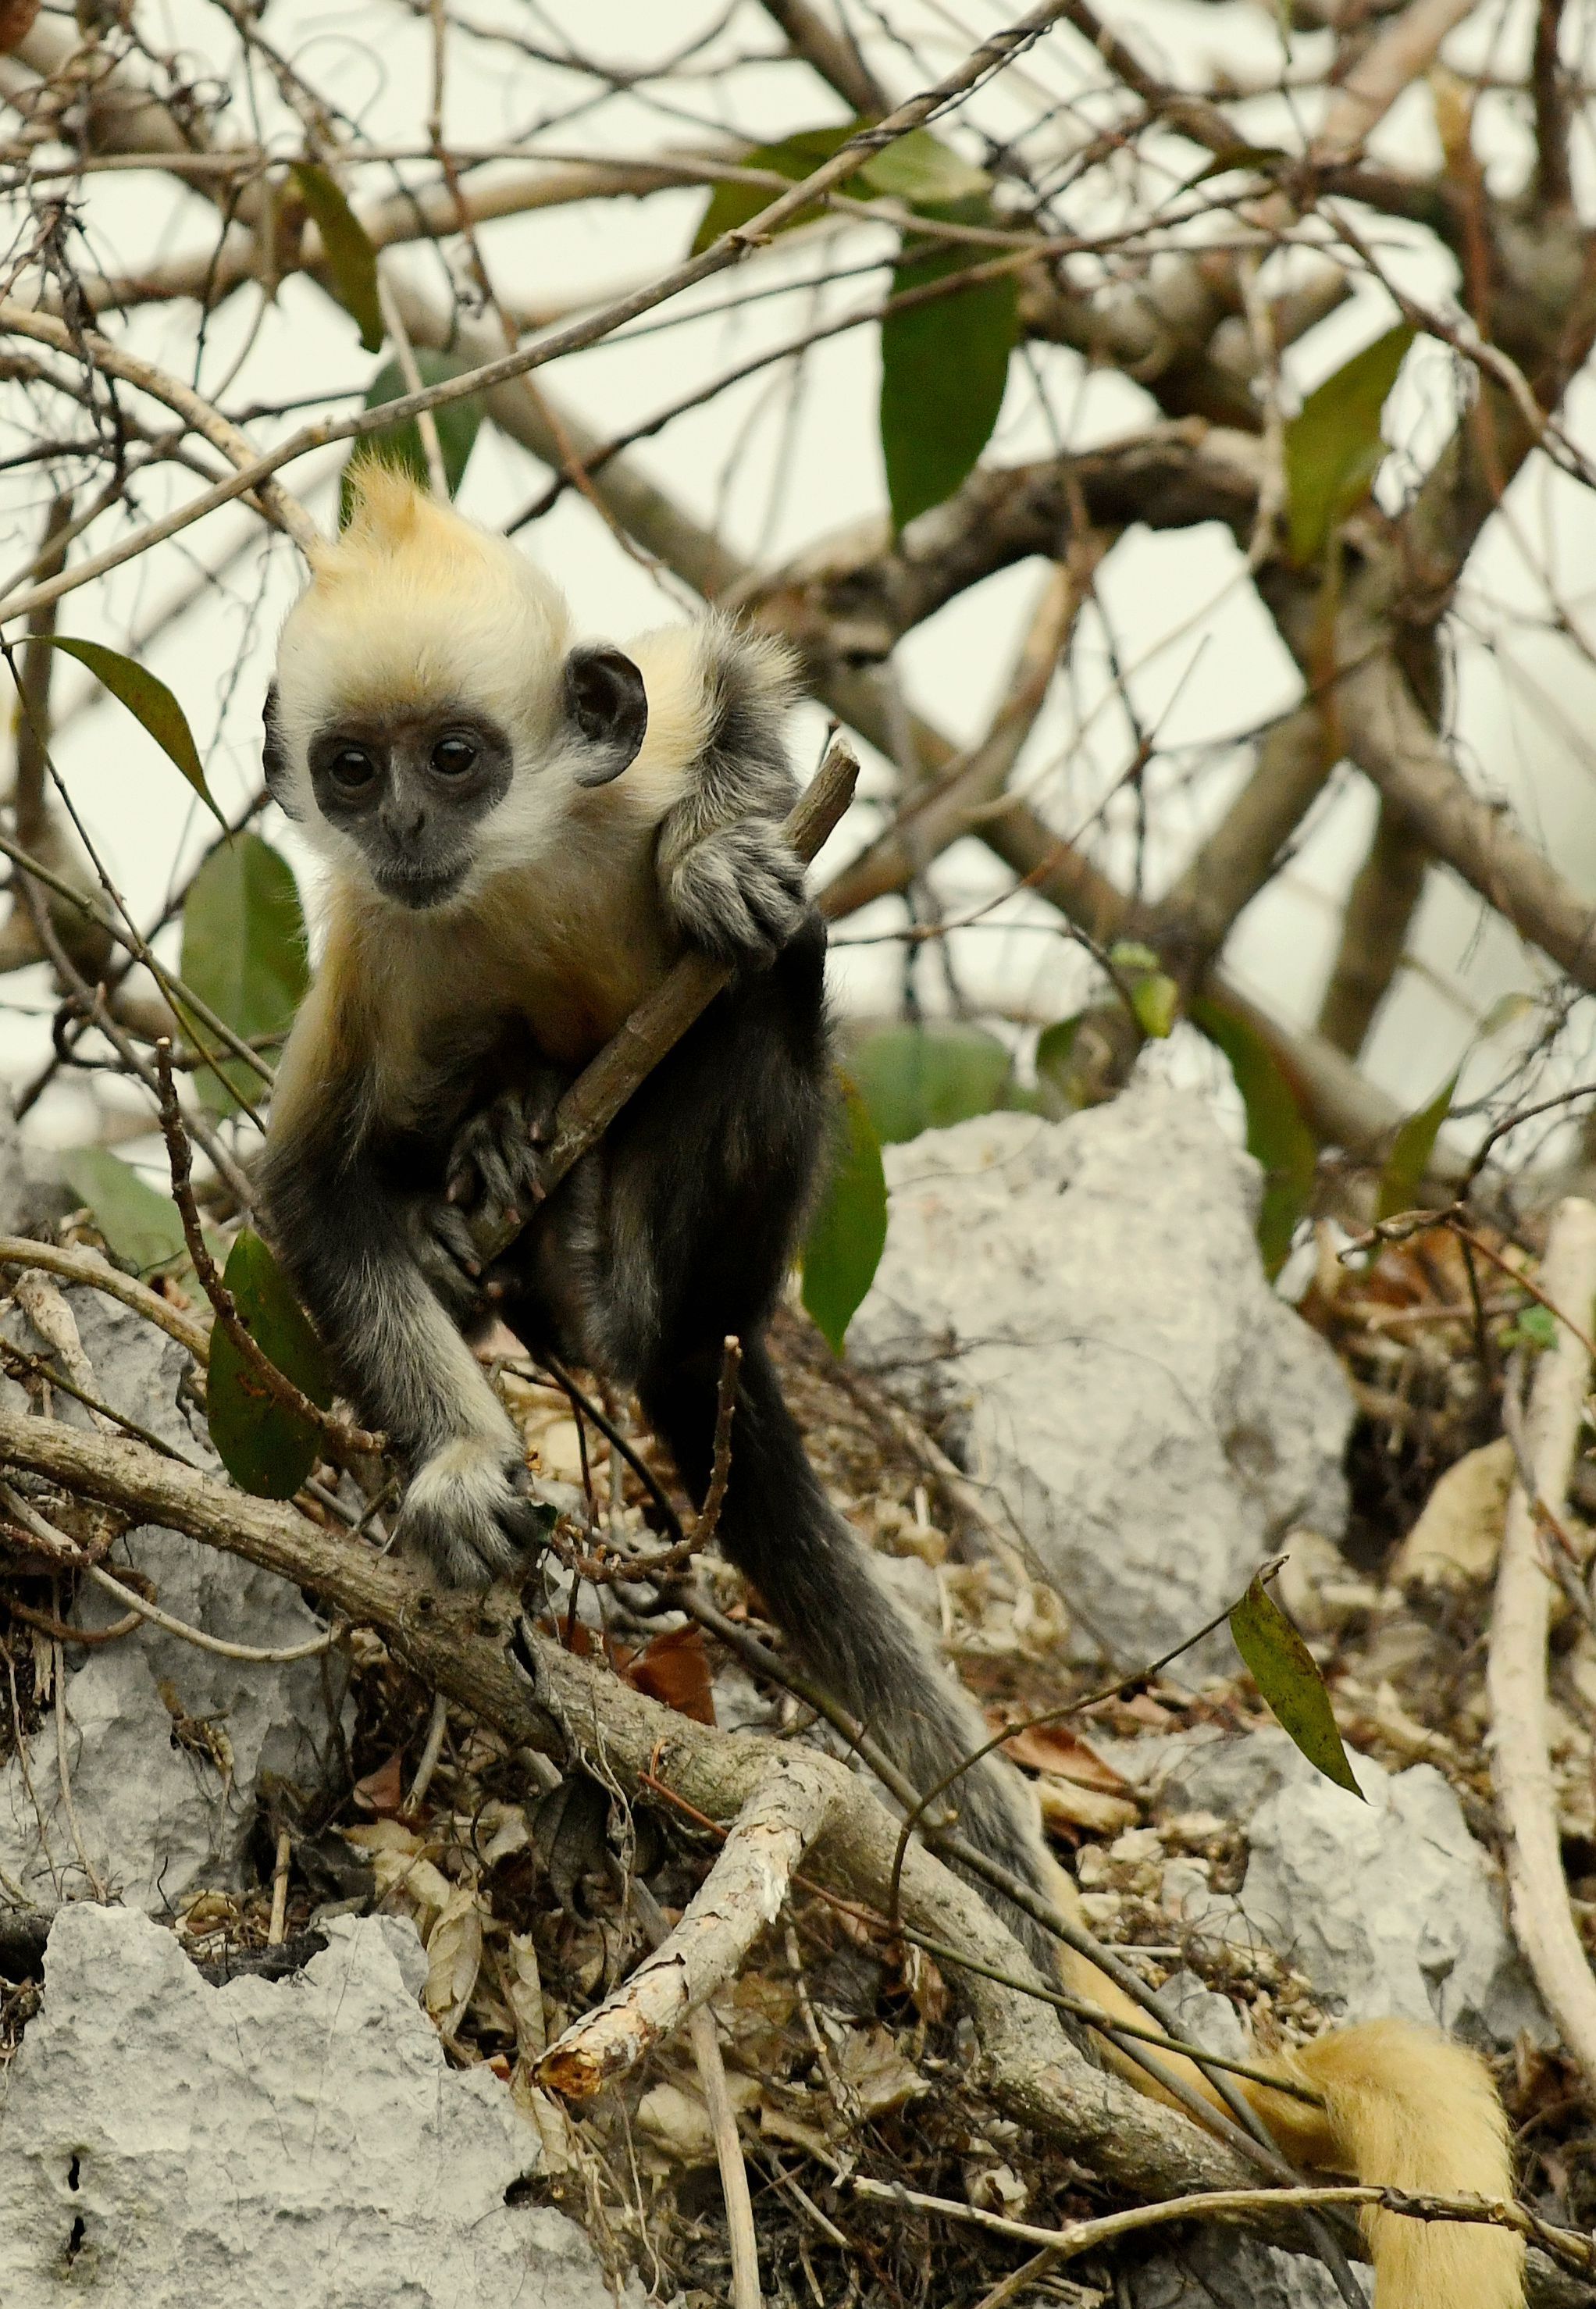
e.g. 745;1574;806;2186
259;471;1522;2309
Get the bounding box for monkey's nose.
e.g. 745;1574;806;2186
384;804;429;844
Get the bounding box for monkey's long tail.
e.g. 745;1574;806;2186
642;1338;1524;2309
639;1335;1055;1958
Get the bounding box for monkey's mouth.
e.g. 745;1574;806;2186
374;863;468;910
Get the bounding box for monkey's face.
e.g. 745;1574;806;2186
266;644;648;911
304;704;514;910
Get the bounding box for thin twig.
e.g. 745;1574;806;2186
82;1559;338;1664
268;1826;292;1945
52;1641;105;1901
850;2173;1585;2271
626;1873;763;2309
0;1238;209;1361
695;1337;741;1549
402;1690;451;1815
0;6;1071;625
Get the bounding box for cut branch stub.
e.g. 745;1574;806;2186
536;1753;836;2100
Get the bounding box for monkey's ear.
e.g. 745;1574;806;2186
565;646;647;787
262;682;297;814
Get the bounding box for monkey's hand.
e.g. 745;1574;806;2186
397;1437;552;1587
664;818;808;968
447;1078;564;1226
412;1079;565;1308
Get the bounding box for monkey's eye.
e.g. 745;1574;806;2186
329;745;376;790
431;735;478;777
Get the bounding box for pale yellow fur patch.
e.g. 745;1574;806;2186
274;468;572;770
1041;1861;1523;2309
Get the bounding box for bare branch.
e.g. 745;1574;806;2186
757;1;889;113
468;734;859;1266
1487;1198;1596;2093
1316;799;1429;1058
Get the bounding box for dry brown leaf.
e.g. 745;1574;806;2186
343;1818;424;1858
475;1800;532;1865
0;0;40;55
424;1883;485;2034
758;2103;839;2162
625;1623;717;1725
832;2025;926;2119
638;2071;760;2166
499;1932;576;2170
344;1825;454;1917
1035;1774;1141;1839
353;1749;406;1815
998;1719;1130;1792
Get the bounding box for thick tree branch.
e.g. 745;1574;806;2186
1157;707;1337;984
0;1399;1273;2214
738;427;1263;660
757;0;889;113
1316;798;1430;1058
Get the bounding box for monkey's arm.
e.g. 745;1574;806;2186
258;1065;544;1585
654;622;808;967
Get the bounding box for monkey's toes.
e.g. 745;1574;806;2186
398;1445;554;1587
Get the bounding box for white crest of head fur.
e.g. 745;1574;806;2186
270;467;575;864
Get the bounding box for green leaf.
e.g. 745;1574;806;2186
1284;322;1416;565
843;1021;1013;1144
859;129;990;206
1192;996;1317;1277
881;216;1017;529
1130;972;1180;1039
34;639;221;824
1034;1014;1083;1116
1502;1302;1557;1353
690;122;866;255
1107;945;1180;1041
801;1074;889;1355
179;834;308;1117
1376;1071;1457;1223
340;350;483;523
291;162;383;351
206;1229;332;1499
1229;1570;1365;1800
59;1146;188;1276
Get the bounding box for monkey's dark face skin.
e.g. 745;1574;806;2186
305;706;514;910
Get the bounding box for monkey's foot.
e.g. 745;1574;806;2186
397;1438;552;1586
444;1076;565;1224
666;818;807;968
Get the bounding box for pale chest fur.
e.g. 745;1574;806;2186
275;819;678;1146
